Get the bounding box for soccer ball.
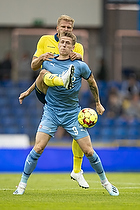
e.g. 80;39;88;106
78;108;98;128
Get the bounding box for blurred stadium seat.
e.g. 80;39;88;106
100;117;116;127
114;127;128;140
114;117;128;127
0;97;9;107
3;125;19;134
88;126;101;142
100;127;114;142
127;127;140;140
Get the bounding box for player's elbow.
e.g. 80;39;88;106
31;62;38;71
39;69;48;79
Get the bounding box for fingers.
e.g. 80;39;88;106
19;93;25;104
19;96;23;104
98;110;104;115
96;105;105;115
69;54;76;61
19;99;23;105
43;53;54;61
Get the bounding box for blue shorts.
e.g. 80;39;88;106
35;84;46;104
37;106;89;140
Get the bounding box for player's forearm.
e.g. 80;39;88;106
27;82;36;94
31;56;43;71
89;84;100;103
87;74;100;103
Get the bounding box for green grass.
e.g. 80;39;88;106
0;173;140;210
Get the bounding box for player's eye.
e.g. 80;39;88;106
60;40;64;44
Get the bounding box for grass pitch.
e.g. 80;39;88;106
0;173;140;210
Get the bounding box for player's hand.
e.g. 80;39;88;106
69;52;82;61
41;52;54;61
95;102;105;115
19;91;30;104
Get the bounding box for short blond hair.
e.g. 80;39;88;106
57;15;75;28
59;32;77;46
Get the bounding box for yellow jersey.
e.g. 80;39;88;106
34;33;84;59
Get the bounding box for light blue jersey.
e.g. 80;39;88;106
42;56;91;110
38;57;92;139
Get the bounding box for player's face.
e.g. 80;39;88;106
58;36;74;56
57;20;73;37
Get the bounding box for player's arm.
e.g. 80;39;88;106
31;53;54;71
70;43;84;61
87;73;105;115
69;52;82;61
31;36;54;70
19;82;35;104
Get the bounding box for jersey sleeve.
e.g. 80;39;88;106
33;36;46;58
80;61;91;80
74;43;84;60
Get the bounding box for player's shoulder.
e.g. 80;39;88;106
73;59;88;71
73;59;87;66
75;60;90;72
75;42;83;47
39;34;54;41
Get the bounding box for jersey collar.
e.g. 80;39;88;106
54;33;59;42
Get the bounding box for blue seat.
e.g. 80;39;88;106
114;117;128;127
11;98;19;107
79;90;91;108
0;80;15;87
1;115;16;126
28;108;42;117
0;87;6;96
114;127;128;139
128;119;140;127
128;127;140;140
0;107;11;117
13;107;26;117
17;80;32;89
4;126;19;134
16;117;29;127
89;127;101;141
97;81;107;90
29;117;39;128
107;81;122;90
0;97;9;107
100;127;114;141
100;117;115;127
6;87;20;98
0;125;4;134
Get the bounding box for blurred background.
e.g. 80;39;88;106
0;0;140;149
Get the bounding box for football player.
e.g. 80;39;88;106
19;15;88;189
14;32;119;196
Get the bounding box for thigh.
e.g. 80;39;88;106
76;135;94;157
63;107;89;140
35;84;46;104
37;106;58;137
36;72;48;95
34;131;51;154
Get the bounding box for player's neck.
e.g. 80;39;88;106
57;55;69;60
